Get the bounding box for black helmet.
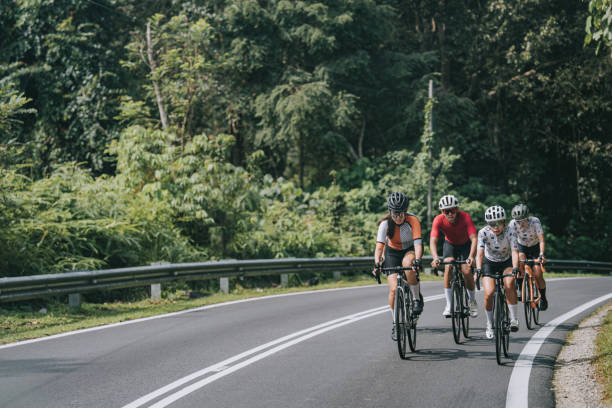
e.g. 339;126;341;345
388;192;408;213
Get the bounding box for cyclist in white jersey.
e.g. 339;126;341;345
475;205;520;339
508;204;548;310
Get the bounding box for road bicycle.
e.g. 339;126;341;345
519;259;545;329
375;265;422;359
437;259;471;343
477;269;516;365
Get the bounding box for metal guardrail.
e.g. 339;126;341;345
0;256;610;302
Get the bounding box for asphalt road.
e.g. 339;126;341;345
1;277;611;408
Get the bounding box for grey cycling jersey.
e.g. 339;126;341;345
478;225;518;262
508;216;543;247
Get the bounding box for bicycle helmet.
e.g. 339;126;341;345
484;205;506;222
511;204;529;220
387;192;409;213
438;194;459;210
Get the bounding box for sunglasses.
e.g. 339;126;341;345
488;221;504;227
442;208;457;215
391;212;405;218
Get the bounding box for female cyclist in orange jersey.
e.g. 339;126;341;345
372;192;424;341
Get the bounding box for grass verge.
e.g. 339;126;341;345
594;303;612;405
0;272;603;346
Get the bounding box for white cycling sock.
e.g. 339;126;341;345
509;303;518;320
468;290;475;302
410;284;420;299
444;288;452;305
486;309;494;327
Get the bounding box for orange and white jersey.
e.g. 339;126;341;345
376;213;422;251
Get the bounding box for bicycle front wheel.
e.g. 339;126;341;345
532;279;540;325
395;286;407;359
502;302;510;357
407;290;418;352
523;274;534;330
494;291;503;365
451;281;462;344
461;283;470;338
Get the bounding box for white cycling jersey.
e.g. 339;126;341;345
478;225;518;262
508;216;543;247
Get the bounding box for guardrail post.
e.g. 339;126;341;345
68;293;81;309
151;284;161;301
280;274;289;287
333;271;341;280
220;277;229;294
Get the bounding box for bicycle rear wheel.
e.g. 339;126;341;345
451;280;462;344
407;290;419;352
523;274;534;330
494;291;503;365
461;283;470;338
395;286;407;359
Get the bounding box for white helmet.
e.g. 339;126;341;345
511;204;529;220
485;205;506;222
438;194;459;210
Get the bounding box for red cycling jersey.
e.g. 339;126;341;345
431;210;477;246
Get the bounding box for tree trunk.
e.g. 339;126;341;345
147;22;169;131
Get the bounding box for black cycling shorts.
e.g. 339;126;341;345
518;243;540;259
442;240;471;260
482;257;512;277
383;246;414;270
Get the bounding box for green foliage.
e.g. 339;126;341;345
585;0;612;55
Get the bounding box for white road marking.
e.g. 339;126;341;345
123;294;445;408
506;292;612;408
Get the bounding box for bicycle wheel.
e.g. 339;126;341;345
523;274;533;330
451;280;461;344
502;301;510;357
395;286;407;359
532;279;540;325
494;290;503;365
462;283;470;338
407;290;419;352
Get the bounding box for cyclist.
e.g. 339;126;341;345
475;205;520;339
509;204;548;311
430;194;479;318
373;192;424;341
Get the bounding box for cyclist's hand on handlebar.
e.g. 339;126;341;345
431;257;441;268
413;258;422;271
538;253;546;264
512;267;519;277
466;257;474;266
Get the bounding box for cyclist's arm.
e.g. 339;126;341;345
374;243;385;265
476;248;484;270
511;249;519;270
429;235;439;259
538;233;546;257
468;233;477;261
414;242;423;260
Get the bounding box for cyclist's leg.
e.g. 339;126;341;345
503;265;519;329
442;240;455;314
403;250;423;314
482;275;495;338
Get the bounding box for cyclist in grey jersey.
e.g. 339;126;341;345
509;204;548;310
475;206;520;339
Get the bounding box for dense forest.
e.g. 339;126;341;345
1;0;611;278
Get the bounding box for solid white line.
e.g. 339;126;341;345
0;284;386;350
122;293;445;408
505;292;612;408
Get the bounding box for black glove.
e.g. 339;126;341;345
512;267;519;277
414;258;422;271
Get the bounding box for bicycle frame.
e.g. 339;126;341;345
437;260;471;343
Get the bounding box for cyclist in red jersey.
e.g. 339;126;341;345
430;195;478;318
